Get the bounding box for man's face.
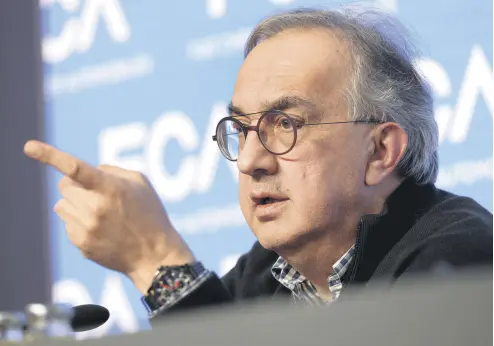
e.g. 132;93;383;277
232;29;374;253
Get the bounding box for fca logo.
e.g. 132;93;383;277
41;0;131;64
415;46;493;145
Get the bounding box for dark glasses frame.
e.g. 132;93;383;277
212;110;383;161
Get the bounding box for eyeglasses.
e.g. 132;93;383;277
212;110;382;161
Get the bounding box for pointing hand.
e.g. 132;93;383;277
24;140;195;293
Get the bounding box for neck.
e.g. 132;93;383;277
278;217;358;299
278;180;400;299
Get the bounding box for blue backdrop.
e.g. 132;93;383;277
40;0;493;339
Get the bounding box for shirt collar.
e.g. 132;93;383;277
271;245;355;301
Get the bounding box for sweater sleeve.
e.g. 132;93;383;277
148;242;272;325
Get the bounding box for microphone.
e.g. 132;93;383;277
71;304;110;332
22;303;110;334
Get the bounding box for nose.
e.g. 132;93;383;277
237;129;278;178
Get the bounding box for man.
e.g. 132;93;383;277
25;7;491;318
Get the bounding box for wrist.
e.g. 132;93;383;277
128;251;196;295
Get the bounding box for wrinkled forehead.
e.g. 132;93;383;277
232;28;352;114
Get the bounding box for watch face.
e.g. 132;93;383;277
148;265;197;304
144;263;207;312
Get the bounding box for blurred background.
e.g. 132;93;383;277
0;0;492;340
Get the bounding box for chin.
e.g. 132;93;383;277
253;222;305;254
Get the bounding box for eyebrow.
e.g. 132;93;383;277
228;95;318;117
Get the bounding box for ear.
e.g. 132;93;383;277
365;123;407;186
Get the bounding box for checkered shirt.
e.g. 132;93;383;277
271;245;355;304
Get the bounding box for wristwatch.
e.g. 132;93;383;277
142;262;207;313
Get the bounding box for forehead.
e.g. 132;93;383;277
232;28;351;112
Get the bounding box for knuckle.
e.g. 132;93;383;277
93;198;110;218
85;216;100;233
105;180;121;195
98;164;118;173
98;164;130;177
66;228;88;249
78;240;93;258
53;199;63;213
82;252;93;260
57;179;64;192
57;176;71;192
66;159;80;179
130;170;149;184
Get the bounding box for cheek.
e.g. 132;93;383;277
238;175;251;213
288;145;362;210
284;160;326;204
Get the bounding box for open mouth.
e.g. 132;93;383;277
260;197;275;205
254;196;288;206
251;194;288;219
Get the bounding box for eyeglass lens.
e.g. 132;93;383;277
216;111;296;161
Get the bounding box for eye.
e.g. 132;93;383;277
231;121;243;133
279;118;292;130
271;114;294;132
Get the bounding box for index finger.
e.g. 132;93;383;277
24;140;103;189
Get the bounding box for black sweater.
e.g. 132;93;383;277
159;179;493;314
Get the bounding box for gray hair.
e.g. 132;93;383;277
244;7;439;185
